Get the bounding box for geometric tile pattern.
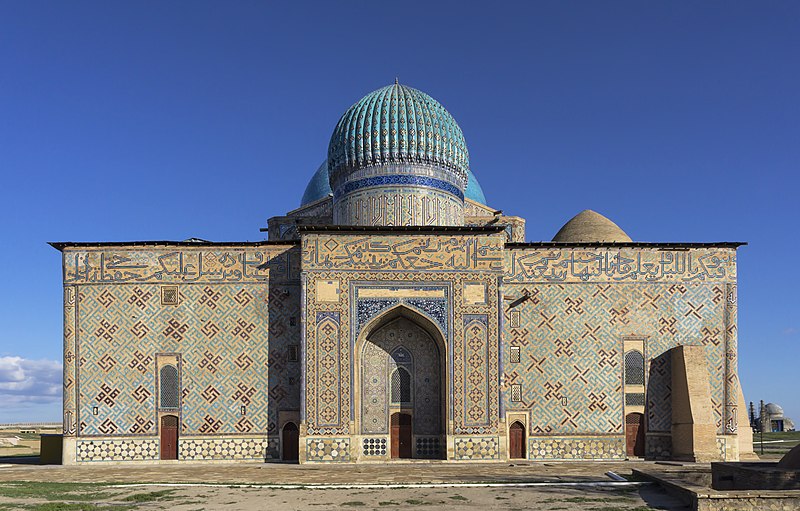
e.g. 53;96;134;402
66;245;301;440
415;436;441;458
76;438;158;462
462;315;489;428
453;436;499;460
503;271;732;436
305;438;351;462
528;436;625;460
362;437;387;456
180;437;272;461
647;354;672;432
315;312;341;428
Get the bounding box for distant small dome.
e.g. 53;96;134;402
552;210;632;243
300;160;333;206
765;403;784;416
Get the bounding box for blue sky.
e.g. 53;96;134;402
0;2;797;423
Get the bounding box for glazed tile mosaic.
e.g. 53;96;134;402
527;436;625;460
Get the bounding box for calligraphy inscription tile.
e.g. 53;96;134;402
463;282;486;305
316;280;340;303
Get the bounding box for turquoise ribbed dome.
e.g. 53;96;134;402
300;160;332;206
327;82;470;189
300;160;487;206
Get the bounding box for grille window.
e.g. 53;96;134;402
288;345;299;362
161;286;179;306
625;393;645;406
626;413;643;425
391;367;411;404
511;384;522;402
160;365;179;409
510;345;521;363
510;310;520;328
624;350;645;385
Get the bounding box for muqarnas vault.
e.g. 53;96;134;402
53;82;756;464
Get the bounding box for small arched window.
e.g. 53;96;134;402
160;365;179;409
624;350;645;385
391;367;412;404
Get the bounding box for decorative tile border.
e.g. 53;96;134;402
180;437;274;461
306;437;351;462
528;436;625;460
76;438;158;462
453;436;499;460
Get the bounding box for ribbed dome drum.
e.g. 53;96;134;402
327;82;470;226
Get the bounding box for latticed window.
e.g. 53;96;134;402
625;393;645;406
391;367;411;404
626;413;643;425
510;345;521;363
511;384;522;402
624;350;645;385
160;365;179;409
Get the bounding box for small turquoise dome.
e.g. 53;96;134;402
465;170;486;204
300;160;487;206
327;82;470;190
300;160;332;206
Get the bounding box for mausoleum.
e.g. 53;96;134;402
52;82;754;464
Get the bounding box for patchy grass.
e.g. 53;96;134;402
404;499;427;505
378;501;400;506
120;489;176;502
0;482;114;502
448;494;468;501
340;502;366;507
0;504;135;511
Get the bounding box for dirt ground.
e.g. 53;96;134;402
0;460;694;510
0;481;689;510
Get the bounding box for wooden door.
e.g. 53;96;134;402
625;413;645;457
391;413;413;459
509;421;525;459
160;415;178;460
282;422;299;462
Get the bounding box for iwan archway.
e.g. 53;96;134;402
356;307;447;460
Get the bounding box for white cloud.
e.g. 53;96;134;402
782;327;798;336
0;356;62;406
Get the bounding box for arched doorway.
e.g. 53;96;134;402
360;314;445;460
281;422;299;461
625;412;645;457
160;415;178;460
509;421;526;459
